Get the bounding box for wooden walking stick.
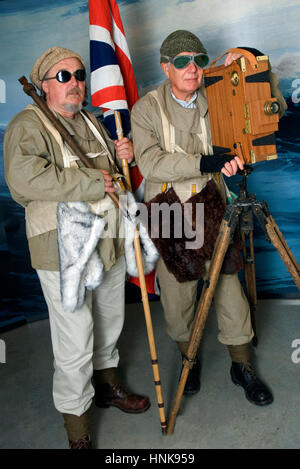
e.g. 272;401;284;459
114;111;132;192
114;111;167;434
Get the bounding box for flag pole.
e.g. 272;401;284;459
114;111;167;434
114;112;132;192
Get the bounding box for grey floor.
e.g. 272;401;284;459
0;299;299;450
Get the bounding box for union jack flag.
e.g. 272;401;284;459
89;0;138;139
88;0;158;295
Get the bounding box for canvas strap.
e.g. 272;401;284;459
25;105;120;238
149;90;216;193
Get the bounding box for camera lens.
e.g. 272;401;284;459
270;102;280;114
264;100;280;115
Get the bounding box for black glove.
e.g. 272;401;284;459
200;154;236;174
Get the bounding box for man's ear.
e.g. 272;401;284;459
160;62;170;79
41;80;48;95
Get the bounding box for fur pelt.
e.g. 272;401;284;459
121;191;160;277
145;179;243;283
57;193;159;313
57;201;106;313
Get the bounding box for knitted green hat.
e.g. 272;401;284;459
160;30;207;63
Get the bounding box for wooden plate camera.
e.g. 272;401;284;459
203;48;280;164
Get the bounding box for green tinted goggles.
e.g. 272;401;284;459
163;53;209;69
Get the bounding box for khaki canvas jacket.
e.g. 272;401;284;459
131;79;228;203
131;73;287;204
4;105;124;271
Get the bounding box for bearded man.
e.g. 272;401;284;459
4;46;150;449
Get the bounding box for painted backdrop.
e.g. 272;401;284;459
1;0;300;330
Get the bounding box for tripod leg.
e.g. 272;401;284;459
167;209;239;435
241;230;258;345
268;213;300;285
254;204;300;290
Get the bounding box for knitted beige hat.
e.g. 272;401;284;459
30;46;85;89
160;30;207;63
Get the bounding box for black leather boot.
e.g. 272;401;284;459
230;361;273;406
181;355;201;395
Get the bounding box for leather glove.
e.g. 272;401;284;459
200;154;236;174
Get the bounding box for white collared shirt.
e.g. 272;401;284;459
171;90;197;108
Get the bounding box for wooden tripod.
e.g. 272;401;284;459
167;166;300;434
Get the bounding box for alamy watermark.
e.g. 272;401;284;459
101;195;205;250
0;79;6;103
291;78;300;104
0;339;6;364
291;339;300;364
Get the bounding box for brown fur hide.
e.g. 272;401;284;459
145;179;243;282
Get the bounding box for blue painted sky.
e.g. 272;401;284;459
0;0;87;14
0;0;300;124
0;0;300;299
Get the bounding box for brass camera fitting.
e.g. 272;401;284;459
264;100;280;115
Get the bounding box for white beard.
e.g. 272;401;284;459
64;102;83;114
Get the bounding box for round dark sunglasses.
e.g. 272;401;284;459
163;53;209;69
44;69;86;83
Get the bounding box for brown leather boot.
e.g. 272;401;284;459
62;411;91;449
68;435;92;449
93;368;150;413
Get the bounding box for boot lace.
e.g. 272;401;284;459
69;435;91;449
242;361;257;380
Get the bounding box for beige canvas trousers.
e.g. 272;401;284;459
156;257;253;346
37;255;126;416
